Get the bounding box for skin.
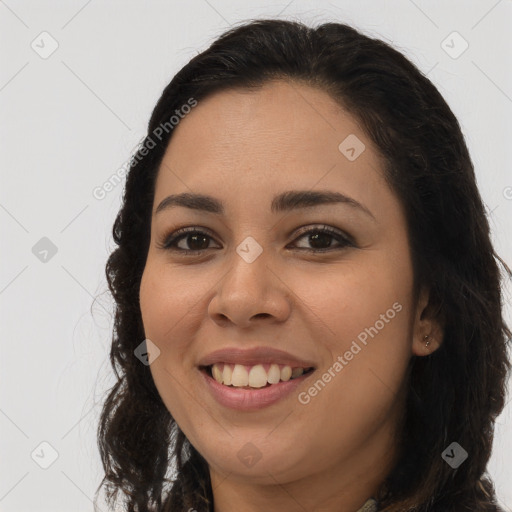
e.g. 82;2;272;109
139;80;443;512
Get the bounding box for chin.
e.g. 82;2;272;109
202;440;309;483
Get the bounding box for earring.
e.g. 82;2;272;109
424;335;431;348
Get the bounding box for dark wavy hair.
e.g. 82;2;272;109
95;18;511;512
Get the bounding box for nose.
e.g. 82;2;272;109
207;246;292;329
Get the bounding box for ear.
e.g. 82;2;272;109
411;286;444;357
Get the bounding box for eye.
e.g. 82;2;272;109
156;227;220;254
156;224;355;255
288;225;354;252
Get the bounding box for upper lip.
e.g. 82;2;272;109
198;346;316;369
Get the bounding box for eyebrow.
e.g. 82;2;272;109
155;190;376;221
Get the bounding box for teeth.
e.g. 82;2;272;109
222;364;232;386
291;367;304;379
212;364;223;383
231;364;249;386
267;364;281;384
210;363;310;388
280;365;292;381
248;365;268;388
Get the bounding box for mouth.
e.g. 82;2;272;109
199;363;316;389
198;361;317;411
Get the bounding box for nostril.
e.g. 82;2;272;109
252;313;271;320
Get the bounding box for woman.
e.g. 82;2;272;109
96;19;511;512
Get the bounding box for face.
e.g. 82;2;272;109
139;80;440;497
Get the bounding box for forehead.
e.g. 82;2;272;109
153;80;391;217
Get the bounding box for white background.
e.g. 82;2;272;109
1;1;511;510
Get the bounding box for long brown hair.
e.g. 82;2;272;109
95;19;511;511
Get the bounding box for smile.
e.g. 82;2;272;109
204;363;315;388
199;364;316;410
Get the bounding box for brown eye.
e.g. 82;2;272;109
176;232;211;251
157;225;354;255
289;225;354;252
157;227;220;253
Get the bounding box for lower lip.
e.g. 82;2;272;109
199;368;315;411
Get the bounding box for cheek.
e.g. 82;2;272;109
292;251;412;340
292;276;412;463
139;266;200;422
139;263;201;353
296;251;414;403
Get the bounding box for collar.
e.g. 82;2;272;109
356;497;378;512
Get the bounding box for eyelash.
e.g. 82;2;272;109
156;224;355;255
